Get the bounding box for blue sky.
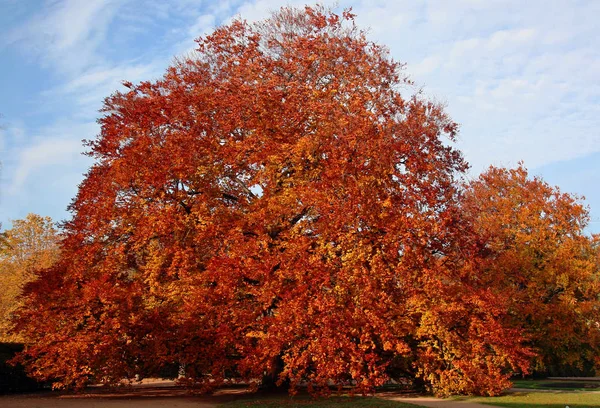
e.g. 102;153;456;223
1;0;599;232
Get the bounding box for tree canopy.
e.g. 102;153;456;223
461;165;600;376
0;214;59;342
11;6;600;397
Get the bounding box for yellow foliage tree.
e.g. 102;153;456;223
0;214;60;342
461;165;600;375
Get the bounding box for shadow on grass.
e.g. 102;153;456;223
1;384;248;406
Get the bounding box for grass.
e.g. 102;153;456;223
512;379;600;391
219;395;421;408
463;391;600;408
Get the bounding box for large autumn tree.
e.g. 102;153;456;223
14;6;531;395
461;165;600;376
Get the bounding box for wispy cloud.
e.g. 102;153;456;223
42;60;167;120
5;0;125;75
344;0;600;171
3;122;95;195
10;137;84;194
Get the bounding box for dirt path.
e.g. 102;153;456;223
384;395;493;408
386;397;490;408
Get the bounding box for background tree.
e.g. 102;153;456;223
14;6;531;395
461;165;600;376
0;214;59;342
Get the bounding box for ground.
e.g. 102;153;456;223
1;379;599;408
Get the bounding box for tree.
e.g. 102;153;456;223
461;165;600;376
14;6;531;395
0;214;59;342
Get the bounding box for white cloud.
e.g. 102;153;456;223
411;55;441;76
42;60;167;119
188;14;217;38
10;139;81;194
344;0;600;171
487;28;536;50
6;0;125;74
4;122;95;195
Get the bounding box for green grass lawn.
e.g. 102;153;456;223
464;391;600;408
512;379;600;391
219;396;421;408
